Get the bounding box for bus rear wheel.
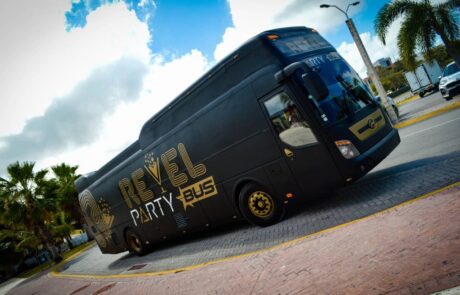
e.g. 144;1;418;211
125;228;147;256
238;183;284;227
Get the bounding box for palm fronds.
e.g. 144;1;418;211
375;0;460;68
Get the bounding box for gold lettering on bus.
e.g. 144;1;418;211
144;152;166;193
176;176;218;210
119;178;141;209
178;143;206;179
139;207;150;224
123;143;216;227
131;168;154;203
129;193;175;227
161;147;188;187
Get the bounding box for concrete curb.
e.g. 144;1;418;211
50;242;96;273
433;285;460;295
395;101;460;129
396;94;419;106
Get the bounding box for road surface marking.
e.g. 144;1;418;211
395;101;460;129
402;117;460;139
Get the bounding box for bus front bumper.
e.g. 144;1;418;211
345;128;401;181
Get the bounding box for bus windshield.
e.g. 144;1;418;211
304;52;375;124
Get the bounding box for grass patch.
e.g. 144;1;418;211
17;241;94;278
62;241;93;260
17;261;54;278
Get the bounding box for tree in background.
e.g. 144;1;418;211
376;60;408;92
51;164;82;226
0;162;62;262
375;0;460;70
428;43;459;68
0;224;37;277
0;226;43;274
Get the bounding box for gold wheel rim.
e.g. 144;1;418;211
248;191;274;218
129;234;142;253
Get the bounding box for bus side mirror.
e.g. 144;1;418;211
302;72;329;101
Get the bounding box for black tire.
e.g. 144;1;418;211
419;91;424;97
125;228;148;256
238;183;284;227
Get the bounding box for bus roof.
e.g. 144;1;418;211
77;26;314;191
140;26;311;131
138;27;315;145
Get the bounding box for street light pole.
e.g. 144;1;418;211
320;2;398;123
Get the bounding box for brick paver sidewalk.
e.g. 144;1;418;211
9;185;460;295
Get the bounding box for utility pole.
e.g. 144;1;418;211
320;2;398;123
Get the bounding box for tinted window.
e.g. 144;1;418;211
304;52;374;123
443;63;459;77
264;92;317;147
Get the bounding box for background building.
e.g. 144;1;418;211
373;57;392;68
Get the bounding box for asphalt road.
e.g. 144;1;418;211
373;106;460;172
398;90;447;121
52;103;460;277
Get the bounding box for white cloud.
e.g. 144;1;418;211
0;1;150;138
214;0;364;61
337;20;402;78
39;49;210;173
0;1;210;175
0;57;148;171
214;0;403;80
138;0;155;9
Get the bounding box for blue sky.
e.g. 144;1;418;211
64;0;387;61
66;0;234;59
325;1;388;46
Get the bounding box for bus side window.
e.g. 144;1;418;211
264;92;318;147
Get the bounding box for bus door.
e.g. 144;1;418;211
261;88;341;195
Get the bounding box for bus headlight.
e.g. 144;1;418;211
335;140;360;159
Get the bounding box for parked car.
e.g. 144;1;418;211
439;62;460;100
375;95;400;118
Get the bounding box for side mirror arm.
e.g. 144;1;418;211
275;61;329;101
275;62;312;83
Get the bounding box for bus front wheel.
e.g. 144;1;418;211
125;228;148;256
238;183;284;227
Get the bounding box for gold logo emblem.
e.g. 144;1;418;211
79;190;114;248
368;118;376;129
144;152;166;193
99;198;114;228
177;176;218;210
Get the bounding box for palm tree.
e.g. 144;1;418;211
51;211;75;249
0;162;62;261
51;164;82;226
0;228;30;277
375;0;460;69
0;228;41;255
50;163;83;249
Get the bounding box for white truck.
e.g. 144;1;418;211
404;60;442;97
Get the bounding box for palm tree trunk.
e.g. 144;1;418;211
38;224;62;262
435;27;460;68
33;248;40;265
66;235;74;249
444;42;460;68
